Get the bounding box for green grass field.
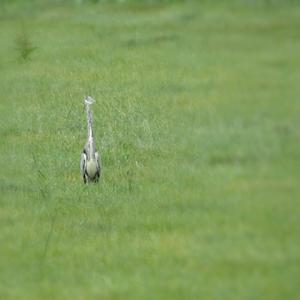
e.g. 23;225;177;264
1;0;300;299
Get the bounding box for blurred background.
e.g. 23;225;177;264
0;0;299;299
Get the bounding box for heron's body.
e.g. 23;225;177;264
86;159;98;178
80;96;101;183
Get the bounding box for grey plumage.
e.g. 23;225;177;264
80;96;101;183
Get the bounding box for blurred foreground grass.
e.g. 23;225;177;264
0;1;300;299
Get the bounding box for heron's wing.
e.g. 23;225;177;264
80;152;87;175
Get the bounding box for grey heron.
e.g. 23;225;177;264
80;96;101;183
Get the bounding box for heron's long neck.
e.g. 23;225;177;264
86;105;94;142
86;105;96;160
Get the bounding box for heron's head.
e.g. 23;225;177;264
85;96;95;105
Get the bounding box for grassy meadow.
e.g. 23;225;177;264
0;0;300;299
